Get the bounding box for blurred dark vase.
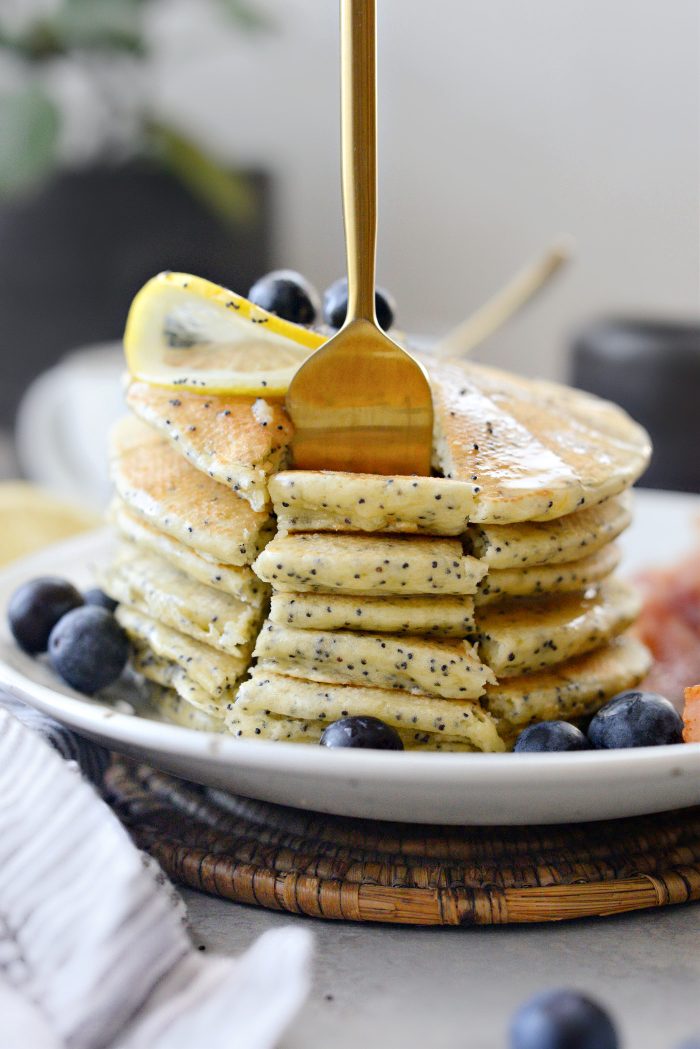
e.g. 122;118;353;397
0;163;271;426
571;318;700;493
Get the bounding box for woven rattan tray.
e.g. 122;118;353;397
104;758;700;926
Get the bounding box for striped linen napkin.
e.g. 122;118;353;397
0;696;313;1049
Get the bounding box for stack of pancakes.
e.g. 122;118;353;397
231;358;653;749
103;358;653;750
100;383;292;732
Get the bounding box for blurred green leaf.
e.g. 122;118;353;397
213;0;273;32
151;124;258;228
0;0;270;58
0;85;58;197
52;0;143;50
0;0;144;57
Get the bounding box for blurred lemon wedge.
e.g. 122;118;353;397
124;271;326;396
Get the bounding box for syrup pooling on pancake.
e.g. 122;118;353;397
430;359;582;522
428;358;650;524
474;579;640;677
110;416;274;566
126;382;293;511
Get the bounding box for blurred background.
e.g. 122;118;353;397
0;0;698;510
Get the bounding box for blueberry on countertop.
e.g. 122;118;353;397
514;721;590;753
587;690;684;749
323;277;396;331
84;588;118;613
248;270;320;325
320;715;404;750
48;606;129;694
510;989;618;1049
8;577;84;654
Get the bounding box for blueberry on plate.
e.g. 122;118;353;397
83;588;118;613
322;277;396;331
48;606;129;694
320;715;404;750
8;576;84;654
587;690;684;749
510;989;618;1049
514;721;590;753
248;270;320;325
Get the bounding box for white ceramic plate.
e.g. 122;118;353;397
1;489;699;825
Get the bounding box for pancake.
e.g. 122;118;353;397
226;708;324;742
126;381;293;511
428;358;650;524
466;493;632;569
132;643;233;716
116;605;248;693
253;620;494;699
111;501;267;603
269;592;475;636
475;543;621;605
224;707;479;751
269;471;476;536
101;547;264;655
474;579;640;677
110;415;274;566
253;532;486;596
147;684;226;733
235;670;505;751
484;633;652;729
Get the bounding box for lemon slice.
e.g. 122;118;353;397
124;271;326;396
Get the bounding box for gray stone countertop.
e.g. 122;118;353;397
184;889;700;1048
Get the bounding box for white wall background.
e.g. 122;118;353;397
151;0;699;380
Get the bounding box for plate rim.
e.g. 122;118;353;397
0;523;699;792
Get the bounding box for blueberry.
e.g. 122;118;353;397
48;607;129;694
675;1040;700;1049
248;270;320;325
322;277;396;331
320;715;404;750
8;577;84;654
83;588;118;613
587;690;684;749
514;721;590;753
510;989;618;1049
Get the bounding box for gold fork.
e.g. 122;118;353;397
286;0;433;475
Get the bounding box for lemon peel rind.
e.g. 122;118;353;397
123;270;326;397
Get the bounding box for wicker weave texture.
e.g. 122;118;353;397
104;760;700;926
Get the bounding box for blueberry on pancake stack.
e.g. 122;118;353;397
232;356;652;750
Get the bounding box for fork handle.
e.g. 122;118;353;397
341;0;378;325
